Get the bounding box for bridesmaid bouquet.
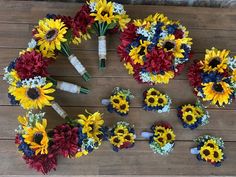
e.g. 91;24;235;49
86;0;130;70
188;47;236;107
15;111;107;174
118;13;192;84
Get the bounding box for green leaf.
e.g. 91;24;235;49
107;22;117;30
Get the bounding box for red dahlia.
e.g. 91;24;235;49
15;50;49;80
52;124;78;158
187;61;202;87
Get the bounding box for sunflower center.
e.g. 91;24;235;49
113;99;119;104
158;137;164;143
33;133;43;144
213;83;224;93
117;129;124;134
207;143;215;148
125;135;131;141
214;151;219;158
148;97;155;103
203;149;210;156
151;91;157;95
120;104;126;110
89;124;95;133
158;98;164;104
164;41;175;51
27;88;40;100
101;11;109;16
167;133;172;140
46;29;58;41
185;108;193;112
186;115;193;122
138;46;146;56
209;57;221;68
113;137;120;143
156;129;164;133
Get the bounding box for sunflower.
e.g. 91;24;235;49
156;94;168;107
182;111;197;125
90;0;115;24
123;133;135;143
34;18;67;52
117;100;129;114
201;48;229;73
129;40;151;65
181;104;196;113
8;83;55;110
194;107;204;118
153;135;167;147
109;135;124;148
75;149;88;158
110;95;122;109
18;115;29;127
212;148;224;163
165;128;176;142
204;139;218;149
7;69;20;86
146;88;160;96
231;69;236;83
199;145;214;161
144;95;158;107
77;111;104;142
114;125;129;135
124;62;134;75
115;13;131;31
202;81;233;106
23;119;49;155
150;71;175;84
154;126;166;136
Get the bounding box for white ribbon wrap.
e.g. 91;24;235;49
190;147;200;155
101;99;110;106
51;101;68;119
56;81;81;94
68;54;86;76
141;132;154;139
98;36;106;60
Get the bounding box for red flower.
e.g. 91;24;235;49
174;29;184;39
174;63;185;75
144;47;173;73
187;61;202;88
15;50;49;80
154;121;173;129
56;15;74;30
23;148;58;174
52;124;78;158
15;134;21;145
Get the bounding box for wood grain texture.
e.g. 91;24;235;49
0;1;236;176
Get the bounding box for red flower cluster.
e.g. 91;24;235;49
153;121;173;130
15;50;49;80
187;61;202;87
52;124;79;158
145;47;173;73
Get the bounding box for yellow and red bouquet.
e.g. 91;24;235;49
118;13;192;84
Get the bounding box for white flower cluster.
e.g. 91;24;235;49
136;24;156;41
116;121;130;127
228;56;236;70
28;38;37;49
22;76;46;88
88;2;97;12
3;67;15;84
150;141;174;155
113;2;125;14
157;96;172;113
139;72;152;83
82;138;96;149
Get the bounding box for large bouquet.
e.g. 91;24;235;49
118;13;192;84
188;47;236;107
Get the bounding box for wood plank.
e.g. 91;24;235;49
0;24;236;52
2;77;236;109
1;106;236;141
0;140;235;175
0;1;236;30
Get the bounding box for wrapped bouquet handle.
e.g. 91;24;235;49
98;36;107;69
51;101;68;119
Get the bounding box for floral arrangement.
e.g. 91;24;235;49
190;135;225;167
85;0;130;70
101;87;134;116
109;121;136;152
177;101;210;130
142;121;175;155
118;13;192;84
188;47;236;107
143;88;171;113
15;111;107;174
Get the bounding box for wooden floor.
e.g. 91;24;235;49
0;1;236;176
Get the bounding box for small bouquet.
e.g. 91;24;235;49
15;111;107;174
32;17;90;81
109;121;135;152
101;87;134;116
142;121;175;155
190;135;225;167
143;88;171;113
177;101;209;130
86;0;130;70
188;47;236;107
118;13;192;84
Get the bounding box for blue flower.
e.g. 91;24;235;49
8;93;19;105
112;146;119;152
166;24;178;34
7;60;17;72
46;14;57;19
18;136;34;157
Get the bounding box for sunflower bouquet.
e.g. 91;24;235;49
15;111;107;174
177;101;209;130
142;121;175;155
101;87;134;116
86;0;130;70
190;135;225;167
32;17;91;81
109;121;136;152
188;47;236;107
143;88;171;113
118;13;192;85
